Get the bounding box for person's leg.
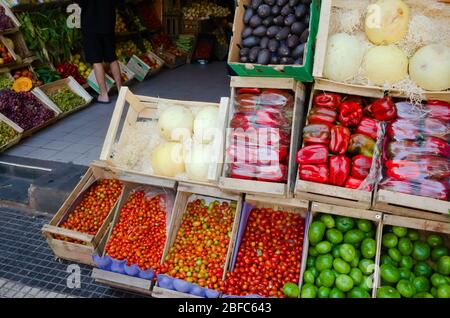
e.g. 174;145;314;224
93;63;109;102
109;60;122;91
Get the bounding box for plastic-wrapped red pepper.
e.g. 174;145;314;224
303;124;330;145
228;163;256;180
395;102;422;120
237;88;262;95
418;179;449;201
379;178;415;195
344;177;372;191
308;107;337;127
423;118;450;142
329;125;350;155
348;134;375;157
426;100;450;121
385;160;422;181
313;93;342;109
423;137;450;158
364;96;397;121
387;156;450;180
339;101;363;127
356;117;378;140
386;140;420;160
351;155;372;180
257;164;287;182
299;164;329;184
329;155;350;186
387;119;421;141
296;144;328;164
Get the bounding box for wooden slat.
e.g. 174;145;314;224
92;268;152;292
0;113;24;133
246;194;309;210
207;97;229;181
383;214;450;235
42;224;94;243
46;237;95;265
220;177;287;197
230;76;296;90
312;0;332;78
151;286;202;298
311;202;382;222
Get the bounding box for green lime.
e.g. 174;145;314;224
329;287;345;298
326;229;343;245
431;246;448;262
382;233;398;248
412;241;431;261
335;216;355;233
350;252;360;268
437;256;450;276
431;273;448;288
392;226;408;238
397;279;416;298
309;267;318;278
301;283;317;298
309;246;319;257
320;214;336;229
399;268;412;280
380;264;400;284
349;268;363;286
339;243;356;263
316;241;332;254
399;255;414;269
407;229;420;241
398;237;413;256
306;256;316;269
413;276;430;293
364;229;376;239
333;258;351;274
315;254;334;272
316;276;323;287
357;219;373;233
359;258;376;275
414;261;432;277
388;248;402;263
319;269;335;288
414;292;434;298
335;274;354;292
426;234;443;247
430;287;438;297
437;284;450;298
332;244;341;258
344;229;365;245
361;238;376;259
381;255;395;266
303;269;315;284
359;276;373;291
318;286;330;298
377;286;401;298
347;287;371;298
309;221;326;245
283;282;300;298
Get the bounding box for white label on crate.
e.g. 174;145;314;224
126;55;150;82
87;71;115;94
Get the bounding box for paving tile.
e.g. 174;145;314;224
28;287;40;296
45;291;58;298
25;148;59;160
41;140;72;151
5;145;37;156
50;151;85;163
20;286;32;293
14;292;26;298
5;289;17;297
36;290;49;298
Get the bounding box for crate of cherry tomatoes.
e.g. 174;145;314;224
219;76;306;198
294;83;396;209
373;99;450;222
0;35;17;67
126;52;164;81
42;163;126;265
151;183;242;298
91;182;176;295
220;195;308;298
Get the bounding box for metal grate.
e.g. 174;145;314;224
0;207;144;298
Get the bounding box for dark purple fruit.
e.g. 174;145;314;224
244;8;254;24
273;15;285;26
260;36;270;49
253;25;267;37
292;43;305;58
300;29;309;43
289;0;300;6
240;47;250;57
278;44;290;57
271;5;281;15
270;54;279;64
262;16;274;27
251;0;263;9
291;21;306;35
295;4;307;18
257;49;271;65
242;26;253;39
264;0;276;5
249;15;263;28
266;25;281;38
277;0;288;6
281;4;292;16
280;56;295;64
284;14;296;26
275;26;290;40
249;47;261;62
268;39;279;52
287;34;300;48
257;4;271;18
242;36;260;47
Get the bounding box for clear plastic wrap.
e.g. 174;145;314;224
380;100;450;201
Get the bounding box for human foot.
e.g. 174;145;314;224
97;94;110;104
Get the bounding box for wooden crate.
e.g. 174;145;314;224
100;87;229;187
163;14;182;37
375;214;450;298
0;34;18;67
0;1;20;34
33;76;93;119
304;202;384;298
41;163;126;265
7;32;31;58
126;52;164;81
152;183;243;298
221;194;309;298
294;81;385;209
91;180;176;295
0;111;23;152
313;0;450;102
219;77;306;198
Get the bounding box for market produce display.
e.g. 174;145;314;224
138;54;160;71
176;34;195;54
221;206;305;297
296;92;398;190
0;5;15;31
116;40;141;61
34;66;61;84
69;54;91;80
225;87;294;183
238;0;312;65
12;76;32;92
0;121;18;148
48;87;85;113
377;226;450;298
58;179;123;239
182;1;230;20
0;90;54;130
157;197;237;292
0;73;13;89
379;99;450;201
301;213;378;298
55;62;86;85
12;67;42;87
0;39;14;65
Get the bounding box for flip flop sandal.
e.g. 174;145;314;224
96;97;111;104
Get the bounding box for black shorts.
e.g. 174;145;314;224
82;32;117;64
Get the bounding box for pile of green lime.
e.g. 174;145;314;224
301;214;377;298
377;226;450;298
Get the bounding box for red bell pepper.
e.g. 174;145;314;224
255;109;289;127
344;177;373;191
256;164;287;182
237;88;262;95
348;134;376;157
227;144;288;165
351;155;372;180
388;155;450;180
303;124;330;145
364;97;397;121
313;93;342;109
296;144;329;164
419;179;449;201
386;140;420;160
356;117;378;140
423;118;450;142
423;136;450;158
379;178;415;196
299;164;329;184
329;125;350;155
228;163;257;180
387;119;421;141
339;101;363;127
385;160;423;181
308;107;337;127
426;100;450;121
329;155;350;186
